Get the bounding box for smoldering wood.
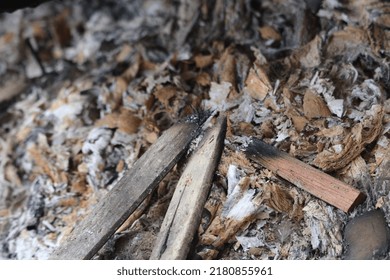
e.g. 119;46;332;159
245;138;366;212
150;115;227;260
50;120;202;259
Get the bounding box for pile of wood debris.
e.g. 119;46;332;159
0;0;389;260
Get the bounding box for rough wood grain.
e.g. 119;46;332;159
50;120;202;259
244;138;366;212
150;116;227;260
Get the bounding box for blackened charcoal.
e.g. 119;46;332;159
25;181;45;231
182;110;211;126
25;194;45;230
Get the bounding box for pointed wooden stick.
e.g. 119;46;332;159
244;138;366;212
50;119;204;259
150;115;227;260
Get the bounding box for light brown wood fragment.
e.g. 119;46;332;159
259;26;282;42
218;47;236;88
313;105;384;171
291;35;322;68
0;76;26;105
150;116;227;260
195;72;211;87
325;27;369;59
198;176;264;249
244;66;271;101
264;183;294;214
153;86;177;108
50;120;202;259
194;54;213;68
303;89;331;119
245;138;366;212
96;108;141;134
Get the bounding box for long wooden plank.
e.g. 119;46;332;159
244;138;365;212
150;116;226;259
50;120;202;259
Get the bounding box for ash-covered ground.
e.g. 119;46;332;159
0;0;389;259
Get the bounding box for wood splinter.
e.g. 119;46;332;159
150;115;227;260
244;138;366;212
50;118;204;259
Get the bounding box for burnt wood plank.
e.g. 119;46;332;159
244;138;366;212
150;115;226;259
50;120;202;259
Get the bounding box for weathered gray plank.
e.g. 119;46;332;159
244;138;366;212
50;120;202;259
150;115;226;259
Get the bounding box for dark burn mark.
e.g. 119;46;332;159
244;137;279;159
